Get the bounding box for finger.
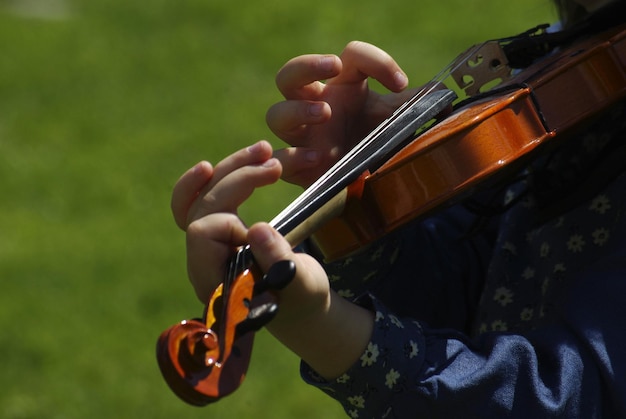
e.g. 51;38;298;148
184;140;276;226
363;86;425;122
275;54;341;99
247;222;330;329
187;156;282;224
208;140;274;188
246;222;294;273
171;161;214;231
265;100;330;144
329;41;408;92
186;212;248;301
272;147;324;187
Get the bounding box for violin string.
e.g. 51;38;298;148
269;42;485;236
269;42;487;239
211;39;489;353
312;41;486;176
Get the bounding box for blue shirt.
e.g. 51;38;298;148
300;101;626;417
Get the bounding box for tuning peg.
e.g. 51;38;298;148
235;301;278;337
253;260;296;295
235;260;296;337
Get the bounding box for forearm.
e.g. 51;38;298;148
267;289;374;380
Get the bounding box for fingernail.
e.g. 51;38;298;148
193;160;212;175
308;103;324;117
247;141;264;154
249;224;274;248
394;71;408;89
261;157;279;168
305;150;319;163
319;56;335;72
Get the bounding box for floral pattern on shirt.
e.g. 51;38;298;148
300;100;626;417
301;296;424;419
475;178;626;335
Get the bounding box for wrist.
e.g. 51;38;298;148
267;290;374;380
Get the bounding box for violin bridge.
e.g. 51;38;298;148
449;41;513;97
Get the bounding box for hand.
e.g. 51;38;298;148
171;140;374;379
266;41;418;187
170;140;330;322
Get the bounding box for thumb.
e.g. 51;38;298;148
246;222;294;272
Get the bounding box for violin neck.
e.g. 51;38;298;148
280;189;348;248
268;88;457;247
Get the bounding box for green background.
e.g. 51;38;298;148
0;0;552;417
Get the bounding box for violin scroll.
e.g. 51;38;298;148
156;257;296;405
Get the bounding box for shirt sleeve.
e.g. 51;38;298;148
301;247;626;419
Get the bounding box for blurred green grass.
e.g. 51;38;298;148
0;0;552;417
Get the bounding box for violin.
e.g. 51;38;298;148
156;22;626;405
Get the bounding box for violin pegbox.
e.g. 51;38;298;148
155;258;296;406
237;260;296;336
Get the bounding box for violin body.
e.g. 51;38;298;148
312;25;626;261
157;24;626;405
